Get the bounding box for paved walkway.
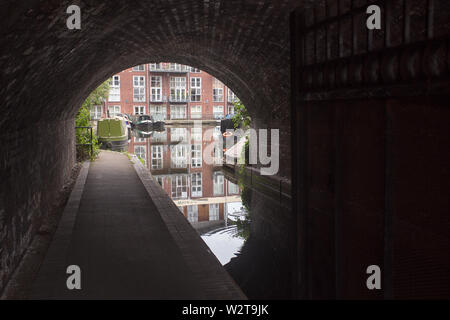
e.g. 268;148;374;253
30;151;245;299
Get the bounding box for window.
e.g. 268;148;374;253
150;76;162;102
213;173;224;195
171;175;188;199
189;67;201;73
151;145;163;169
213;78;224;102
169;63;185;72
109;76;120;102
191;144;202;168
170;105;187;119
134;145;147;165
190;105;202;119
170;128;187;142
132;65;145;71
134;106;145;115
213;105;224;119
151;131;167;143
209;204;220;221
190;77;201;102
170;77;187;102
155;176;163;187
108;105;120;118
187;205;198;223
171;145;187;168
150;105;166;121
90;105;102;120
228;180;239;194
133;76;145;102
191;173;202;197
191;127;202;141
135;137;146;143
227;88;237;103
149;63;162;71
228;105;235;115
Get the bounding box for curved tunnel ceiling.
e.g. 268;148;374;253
0;0;307;131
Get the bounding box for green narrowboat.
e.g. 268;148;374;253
97;118;129;150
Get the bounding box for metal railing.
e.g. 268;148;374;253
75;126;93;157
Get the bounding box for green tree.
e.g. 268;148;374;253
75;80;110;160
232;99;251;130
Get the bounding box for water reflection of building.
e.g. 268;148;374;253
128;125;241;226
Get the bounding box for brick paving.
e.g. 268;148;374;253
30;151;245;299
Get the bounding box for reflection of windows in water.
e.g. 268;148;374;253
228;180;239;194
213;144;222;164
191;173;202;197
191;144;202;168
155;176;163;187
213;126;221;140
151;145;163;169
135;138;145;143
209;203;219;221
213;173;224;195
191;127;202;141
187;205;198;223
171;175;188;199
151;131;167;143
150;105;166;120
171;145;187;168
134;145;146;165
170;128;187;142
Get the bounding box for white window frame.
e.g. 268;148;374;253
170;128;187;142
171;145;187;168
228;180;239;194
213;105;224;119
134;105;145;115
170;105;187;120
151;145;163;170
90;105;102;120
133;76;146;102
134;145;147;165
190;105;202;119
150;76;162;102
109;75;120;102
191;173;202;197
190;77;201;102
151;131;167;143
189;67;201;73
187;205;198;223
190;127;202;142
171;175;188;199
170;77;187;102
191;144;202;168
227;88;237;103
150;105;166;121
209;204;220;221
213;173;224;195
132;65;145;71
108;105;121;118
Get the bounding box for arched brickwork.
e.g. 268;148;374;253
0;0;301;293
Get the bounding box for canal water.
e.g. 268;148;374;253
127;124;250;266
124;123;292;299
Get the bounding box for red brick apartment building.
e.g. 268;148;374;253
90;63;238;122
127;125;241;225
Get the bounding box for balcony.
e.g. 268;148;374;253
169;95;189;103
149;64;188;73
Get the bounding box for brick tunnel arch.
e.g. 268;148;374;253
0;0;298;293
